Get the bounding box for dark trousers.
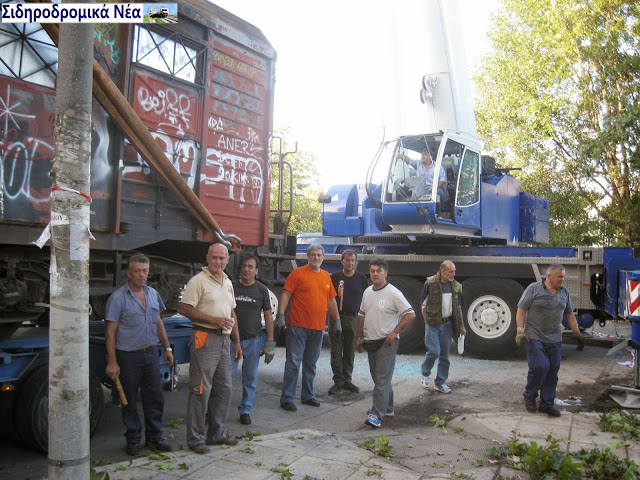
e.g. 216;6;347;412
329;314;358;386
524;339;562;408
117;349;165;445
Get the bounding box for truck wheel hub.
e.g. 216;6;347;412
479;308;499;326
468;295;511;340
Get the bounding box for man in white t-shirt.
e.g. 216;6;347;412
356;258;415;428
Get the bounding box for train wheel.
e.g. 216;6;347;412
388;276;425;354
462;278;524;359
16;366;105;452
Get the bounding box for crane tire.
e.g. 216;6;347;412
462;278;523;359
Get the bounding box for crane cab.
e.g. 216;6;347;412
381;130;482;238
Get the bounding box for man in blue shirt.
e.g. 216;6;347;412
105;253;174;456
397;148;447;202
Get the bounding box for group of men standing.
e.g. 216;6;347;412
105;244;274;455
275;245;466;430
105;241;584;454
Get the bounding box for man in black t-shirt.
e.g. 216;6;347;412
329;250;369;394
231;254;275;425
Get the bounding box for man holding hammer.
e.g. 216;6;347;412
105;253;174;456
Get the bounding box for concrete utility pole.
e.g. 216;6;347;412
47;13;93;480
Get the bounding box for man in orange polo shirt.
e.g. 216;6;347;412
275;244;340;411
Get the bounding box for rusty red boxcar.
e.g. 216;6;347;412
0;0;280;333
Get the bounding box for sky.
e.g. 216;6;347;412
212;0;500;191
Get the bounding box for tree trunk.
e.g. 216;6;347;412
48;17;93;480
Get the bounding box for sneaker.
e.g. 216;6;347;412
146;441;171;452
280;402;297;412
344;382;360;393
384;412;395;418
420;375;430;388
240;413;251;425
126;443;140;456
524;396;537;413
328;383;343;395
189;444;210;455
302;398;320;407
365;414;381;428
434;383;452;394
538;405;561;417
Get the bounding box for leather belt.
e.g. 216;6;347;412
129;345;154;353
193;325;223;335
441;316;453;323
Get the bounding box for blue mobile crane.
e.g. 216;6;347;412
300;0;640;358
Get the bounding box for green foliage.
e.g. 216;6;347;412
597;410;640;441
575;444;639;480
360;434;394;458
488;434;640;479
475;0;640;248
165;417;183;429
90;467;109;480
489;435;582;478
429;413;446;427
271;127;323;236
239;430;260;441
271;467;292;479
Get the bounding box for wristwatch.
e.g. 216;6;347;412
165;347;173;352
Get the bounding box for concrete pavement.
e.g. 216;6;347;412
93;409;640;479
3;321;637;479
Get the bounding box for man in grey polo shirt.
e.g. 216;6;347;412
516;264;585;417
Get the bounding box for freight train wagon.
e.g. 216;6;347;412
0;0;286;452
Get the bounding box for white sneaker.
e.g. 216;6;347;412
420;375;430;388
434;383;452;394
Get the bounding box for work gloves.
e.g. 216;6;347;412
573;331;586;351
274;313;286;335
260;341;276;364
515;327;529;348
329;318;342;339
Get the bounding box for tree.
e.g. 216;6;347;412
475;0;640;249
270;128;323;236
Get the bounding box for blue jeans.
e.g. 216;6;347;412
367;338;398;419
280;325;324;404
116;349;164;445
524;339;562;408
230;336;264;415
421;321;453;386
